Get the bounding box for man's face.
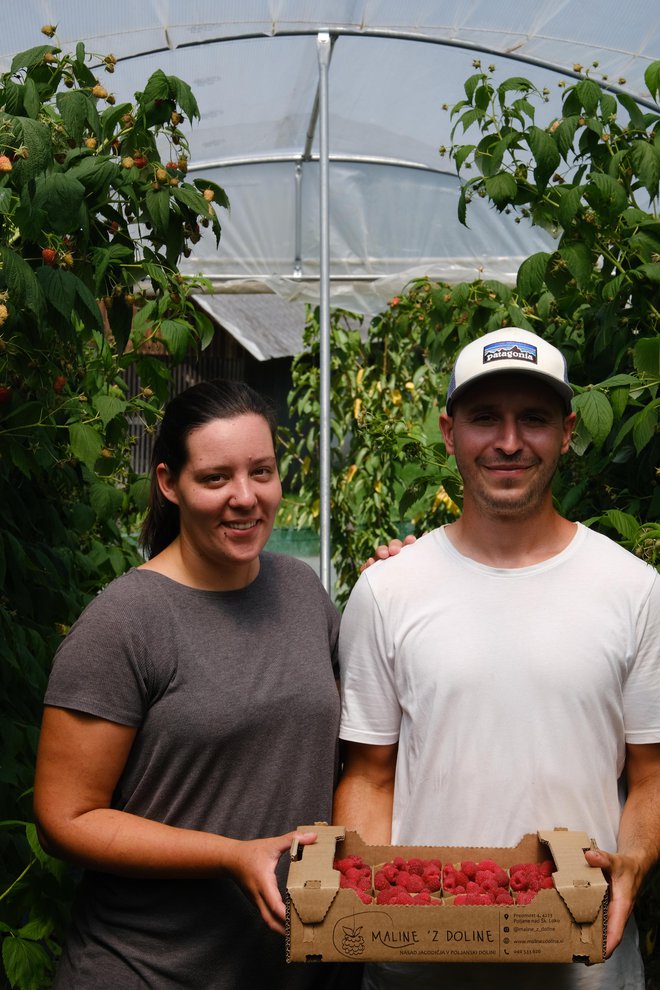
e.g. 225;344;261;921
440;374;576;520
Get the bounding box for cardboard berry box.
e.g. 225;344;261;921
286;825;607;965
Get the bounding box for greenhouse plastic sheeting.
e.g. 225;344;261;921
3;1;659;314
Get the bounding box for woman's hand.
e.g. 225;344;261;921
360;533;416;572
230;830;317;934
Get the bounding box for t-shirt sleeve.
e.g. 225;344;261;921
338;569;401;745
44;579;155;726
623;570;660;743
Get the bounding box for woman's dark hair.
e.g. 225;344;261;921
140;380;278;558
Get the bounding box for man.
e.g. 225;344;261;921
334;327;660;990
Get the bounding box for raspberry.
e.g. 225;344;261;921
405;874;425;893
461;860;478;880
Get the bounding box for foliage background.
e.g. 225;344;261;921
0;34;227;988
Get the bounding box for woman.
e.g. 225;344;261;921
34;381;354;989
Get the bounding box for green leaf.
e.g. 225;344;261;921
585;173;628;217
69;422;103;467
457;184;468;226
10;45;56;73
74;278;103;330
92;394;128;427
464;73;484;101
69;154;118;196
644;61;660;101
32;172;86;234
598;509;640;542
91;242;135;295
145;187;171;241
89;481;124;519
632;401;659;453
601;272;628;301
573;390;614;448
159;318;192;361
11;116;52;184
452;143;475;171
527;126;561;189
575;79;601;115
399;476;436;516
617;93;646;129
554;116;579;162
497;76;534;98
22;77;40;119
637;262;660;283
516;251;551;297
0;187;12;214
25;822;49;865
556;184;583;228
483;171;517;209
35;266;77;321
474;134;504;177
2;936;53;990
55;90;89;146
558;242;593;289
170;75;200;121
634;337;660;377
0;246;45;318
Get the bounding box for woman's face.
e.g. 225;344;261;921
157;413;282;580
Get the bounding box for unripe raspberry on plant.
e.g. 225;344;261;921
121;157;135;169
203;188;215;202
41;24;57;37
85;137;97;150
0;156;13;172
91;84;109;99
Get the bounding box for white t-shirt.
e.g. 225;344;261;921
339;524;659;990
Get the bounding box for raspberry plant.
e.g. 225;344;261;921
283;60;660;606
0;33;227;989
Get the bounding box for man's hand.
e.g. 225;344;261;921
583;846;643;957
360;533;416;572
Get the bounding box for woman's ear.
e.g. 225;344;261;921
155;463;179;506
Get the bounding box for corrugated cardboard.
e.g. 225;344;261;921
286;825;607;964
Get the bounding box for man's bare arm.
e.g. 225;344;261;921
585;742;660;957
333;741;398;843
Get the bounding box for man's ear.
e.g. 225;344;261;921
156;462;179;506
561;411;577;454
439;412;455;454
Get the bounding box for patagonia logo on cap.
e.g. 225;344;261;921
483;341;538;365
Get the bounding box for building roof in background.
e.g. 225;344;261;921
5;2;659;315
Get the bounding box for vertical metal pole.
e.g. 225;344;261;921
317;32;331;592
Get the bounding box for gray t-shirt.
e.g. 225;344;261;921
44;553;343;989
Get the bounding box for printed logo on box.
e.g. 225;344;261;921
482;341;538;365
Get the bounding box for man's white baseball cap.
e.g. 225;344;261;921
445;327;573;414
